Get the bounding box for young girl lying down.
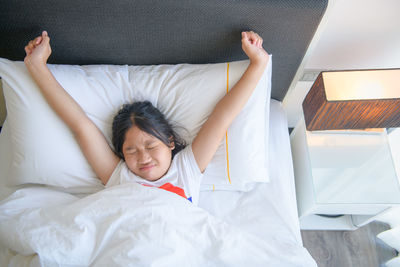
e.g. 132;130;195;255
24;31;269;205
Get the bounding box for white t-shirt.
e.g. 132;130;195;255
106;145;203;205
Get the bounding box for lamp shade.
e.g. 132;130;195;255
302;69;400;131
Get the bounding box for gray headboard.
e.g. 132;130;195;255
0;0;328;101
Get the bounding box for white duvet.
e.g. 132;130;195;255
0;100;316;266
0;183;313;266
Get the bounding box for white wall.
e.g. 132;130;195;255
284;0;400;127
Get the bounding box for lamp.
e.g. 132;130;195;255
303;69;400;131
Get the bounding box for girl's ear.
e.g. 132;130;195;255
169;136;175;150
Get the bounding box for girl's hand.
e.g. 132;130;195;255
241;31;269;66
24;31;52;67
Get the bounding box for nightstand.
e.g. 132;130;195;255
290;117;400;230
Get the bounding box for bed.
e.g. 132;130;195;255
0;0;328;266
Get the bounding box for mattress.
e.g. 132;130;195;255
0;100;316;266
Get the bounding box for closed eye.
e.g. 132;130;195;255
125;148;137;154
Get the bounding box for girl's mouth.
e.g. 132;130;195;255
140;164;155;172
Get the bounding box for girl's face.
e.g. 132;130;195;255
122;126;174;181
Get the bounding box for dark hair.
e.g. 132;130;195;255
112;101;187;160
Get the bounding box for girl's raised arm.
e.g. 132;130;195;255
24;31;119;185
192;31;269;173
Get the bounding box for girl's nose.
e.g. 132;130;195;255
138;150;151;164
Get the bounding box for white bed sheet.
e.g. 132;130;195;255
0;100;316;266
199;99;302;240
198;99;315;264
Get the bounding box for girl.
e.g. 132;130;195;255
24;31;269;204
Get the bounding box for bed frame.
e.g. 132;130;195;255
0;0;328;101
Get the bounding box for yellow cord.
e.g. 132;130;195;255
225;63;231;184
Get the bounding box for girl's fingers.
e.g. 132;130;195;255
35;36;42;45
28;40;36;49
27;35;44;48
242;31;248;41
25;46;33;55
243;30;265;49
242;31;251;45
246;31;262;46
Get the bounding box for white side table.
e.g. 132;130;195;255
290;117;400;230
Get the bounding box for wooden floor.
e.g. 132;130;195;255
301;221;398;267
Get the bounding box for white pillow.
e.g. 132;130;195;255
0;57;271;193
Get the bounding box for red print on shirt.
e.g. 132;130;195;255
143;183;191;202
159;183;187;199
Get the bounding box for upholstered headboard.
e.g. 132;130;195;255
0;0;328;101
